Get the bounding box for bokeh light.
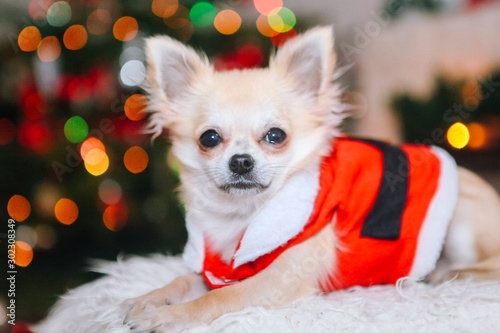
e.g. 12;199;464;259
84;149;110;176
18;121;54;154
113;16;138;42
467;122;488;149
29;0;52;20
68;76;93;102
34;225;57;250
256;14;280;37
64;116;89;143
47;1;72;27
103;204;128;231
236;44;264;68
23;92;47;120
0;118;16;145
189;1;217;28
80;137;105;159
152;0;178;18
12;241;33;267
268;7;296;33
164;5;189;29
254;0;283;15
7;195;31;222
447;122;470;149
17;225;38;248
63;25;88;50
120;60;146;87
124;146;149;173
98;179;123;205
54;198;79;225
270;28;297;47
87;9;112;35
37;36;62;62
18;26;41;52
124;94;148;121
214;10;241;35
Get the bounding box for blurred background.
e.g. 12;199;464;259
1;0;500;330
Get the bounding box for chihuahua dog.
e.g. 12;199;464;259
123;27;500;332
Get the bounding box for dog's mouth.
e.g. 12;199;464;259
217;180;270;194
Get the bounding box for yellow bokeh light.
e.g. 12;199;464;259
113;16;138;42
18;26;41;52
447;122;470;149
63;25;88;50
124;146;149;173
84;149;110;176
7;195;31;222
12;241;33;267
467;122;488;149
54;198;79;225
37;36;61;62
214;10;242;35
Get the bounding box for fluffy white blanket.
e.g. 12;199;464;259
33;255;500;333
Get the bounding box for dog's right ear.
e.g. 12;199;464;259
144;36;212;134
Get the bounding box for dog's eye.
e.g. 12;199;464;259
199;130;222;148
264;128;287;145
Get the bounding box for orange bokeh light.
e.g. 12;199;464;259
80;137;105;159
152;0;178;18
18;26;42;52
12;241;33;267
64;25;88;50
37;36;61;62
7;195;31;222
54;198;79;225
103;204;128;231
87;9;112;35
256;14;280;37
467;122;488;149
164;5;189;29
124;146;149;173
214;10;242;35
113;16;138;42
124;94;148;121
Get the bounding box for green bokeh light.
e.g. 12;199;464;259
64;116;88;143
268;7;296;33
189;1;217;28
47;1;72;27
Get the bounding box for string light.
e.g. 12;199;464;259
214;10;242;35
18;26;41;52
124;146;149;173
189;1;217;28
37;36;62;62
447;122;469;149
64;116;89;143
7;195;31;222
113;16;138;42
12;241;33;267
124;94;148;121
54;198;79;225
63;25;88;50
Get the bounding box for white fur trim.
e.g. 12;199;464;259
182;211;205;273
409;146;459;279
233;163;320;267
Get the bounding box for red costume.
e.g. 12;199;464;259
198;138;458;291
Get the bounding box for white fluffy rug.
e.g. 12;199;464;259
33;255;500;333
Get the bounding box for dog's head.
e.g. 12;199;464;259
144;27;343;199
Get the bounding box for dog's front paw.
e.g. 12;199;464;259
125;305;191;333
122;294;171;324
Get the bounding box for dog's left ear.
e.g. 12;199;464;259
270;26;336;96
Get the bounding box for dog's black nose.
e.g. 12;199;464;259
229;154;254;175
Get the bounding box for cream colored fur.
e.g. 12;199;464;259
118;27;500;332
